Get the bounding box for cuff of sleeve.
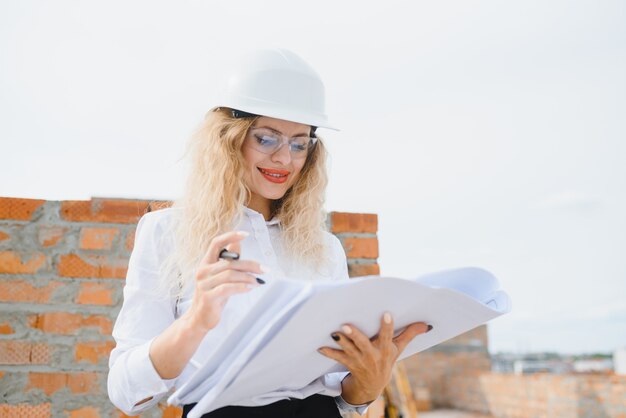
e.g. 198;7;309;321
334;395;372;415
127;338;177;404
323;371;348;395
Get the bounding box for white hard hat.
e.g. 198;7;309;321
216;48;338;131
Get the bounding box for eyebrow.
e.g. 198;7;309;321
254;126;310;137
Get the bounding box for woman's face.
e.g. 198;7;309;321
242;116;311;212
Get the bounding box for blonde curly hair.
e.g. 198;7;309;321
158;107;330;297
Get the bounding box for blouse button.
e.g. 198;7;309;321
265;250;272;256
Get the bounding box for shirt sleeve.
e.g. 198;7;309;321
334;394;373;415
324;371;371;415
107;211;178;415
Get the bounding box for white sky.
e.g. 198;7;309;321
1;0;624;354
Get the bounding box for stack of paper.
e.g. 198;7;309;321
169;267;511;417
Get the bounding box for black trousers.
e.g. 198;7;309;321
182;394;342;418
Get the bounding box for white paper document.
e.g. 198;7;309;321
169;267;511;417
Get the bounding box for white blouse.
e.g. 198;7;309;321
107;206;368;416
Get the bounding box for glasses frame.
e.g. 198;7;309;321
246;127;318;159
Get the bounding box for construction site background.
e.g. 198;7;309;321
1;196;624;418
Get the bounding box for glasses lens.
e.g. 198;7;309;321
289;137;312;155
252;132;280;153
248;129;314;159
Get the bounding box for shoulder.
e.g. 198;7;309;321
320;230;349;280
322;230;346;259
136;207;181;235
132;207;181;257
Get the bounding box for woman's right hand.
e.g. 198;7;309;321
148;230;265;381
183;230;266;334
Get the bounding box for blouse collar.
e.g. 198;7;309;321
243;206;281;226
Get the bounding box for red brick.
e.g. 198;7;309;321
0;341;50;365
0;322;14;334
25;372;65;396
66;406;100;418
0;231;9;241
75;341;115;364
0;251;47;274
0;403;51;417
159;404;183;418
0;197;46;221
342;237;379;259
125;227;136;252
330;212;377;233
148;200;173;212
348;263;380;278
117;403;181;418
79;227;120;250
76;282;115;305
37;225;67;247
67;372;101;394
82;315;113;334
29;312;112;335
60;198;150;224
57;254;128;279
27;315;38;328
0;280;62;303
26;372;99;395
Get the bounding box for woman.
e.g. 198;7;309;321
107;48;430;418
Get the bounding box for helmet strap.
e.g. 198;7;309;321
230;108;318;137
231;109;258;119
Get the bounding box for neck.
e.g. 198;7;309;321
246;194;272;221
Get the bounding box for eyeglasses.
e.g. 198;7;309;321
245;127;318;159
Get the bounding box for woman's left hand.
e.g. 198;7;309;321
317;313;431;405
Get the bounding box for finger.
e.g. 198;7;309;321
340;324;371;354
393;322;430;353
199;270;260;290
377;312;394;343
202;231;249;264
331;330;361;356
224;239;241;261
210;282;254;300
198;259;266;279
317;346;350;366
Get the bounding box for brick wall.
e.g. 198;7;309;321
399;295;626;418
8;196;623;418
0;197;379;418
448;372;626;418
327;211;379;277
402;325;491;410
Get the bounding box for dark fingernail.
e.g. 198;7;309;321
256;277;266;284
427;325;433;332
331;333;340;341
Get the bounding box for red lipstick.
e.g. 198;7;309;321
257;167;290;184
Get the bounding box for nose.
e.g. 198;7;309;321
270;142;292;165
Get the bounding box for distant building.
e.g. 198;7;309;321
513;360;573;375
615;347;626;375
573;358;613;373
491;352;573;374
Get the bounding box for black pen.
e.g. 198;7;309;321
219;248;266;285
219;249;240;260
